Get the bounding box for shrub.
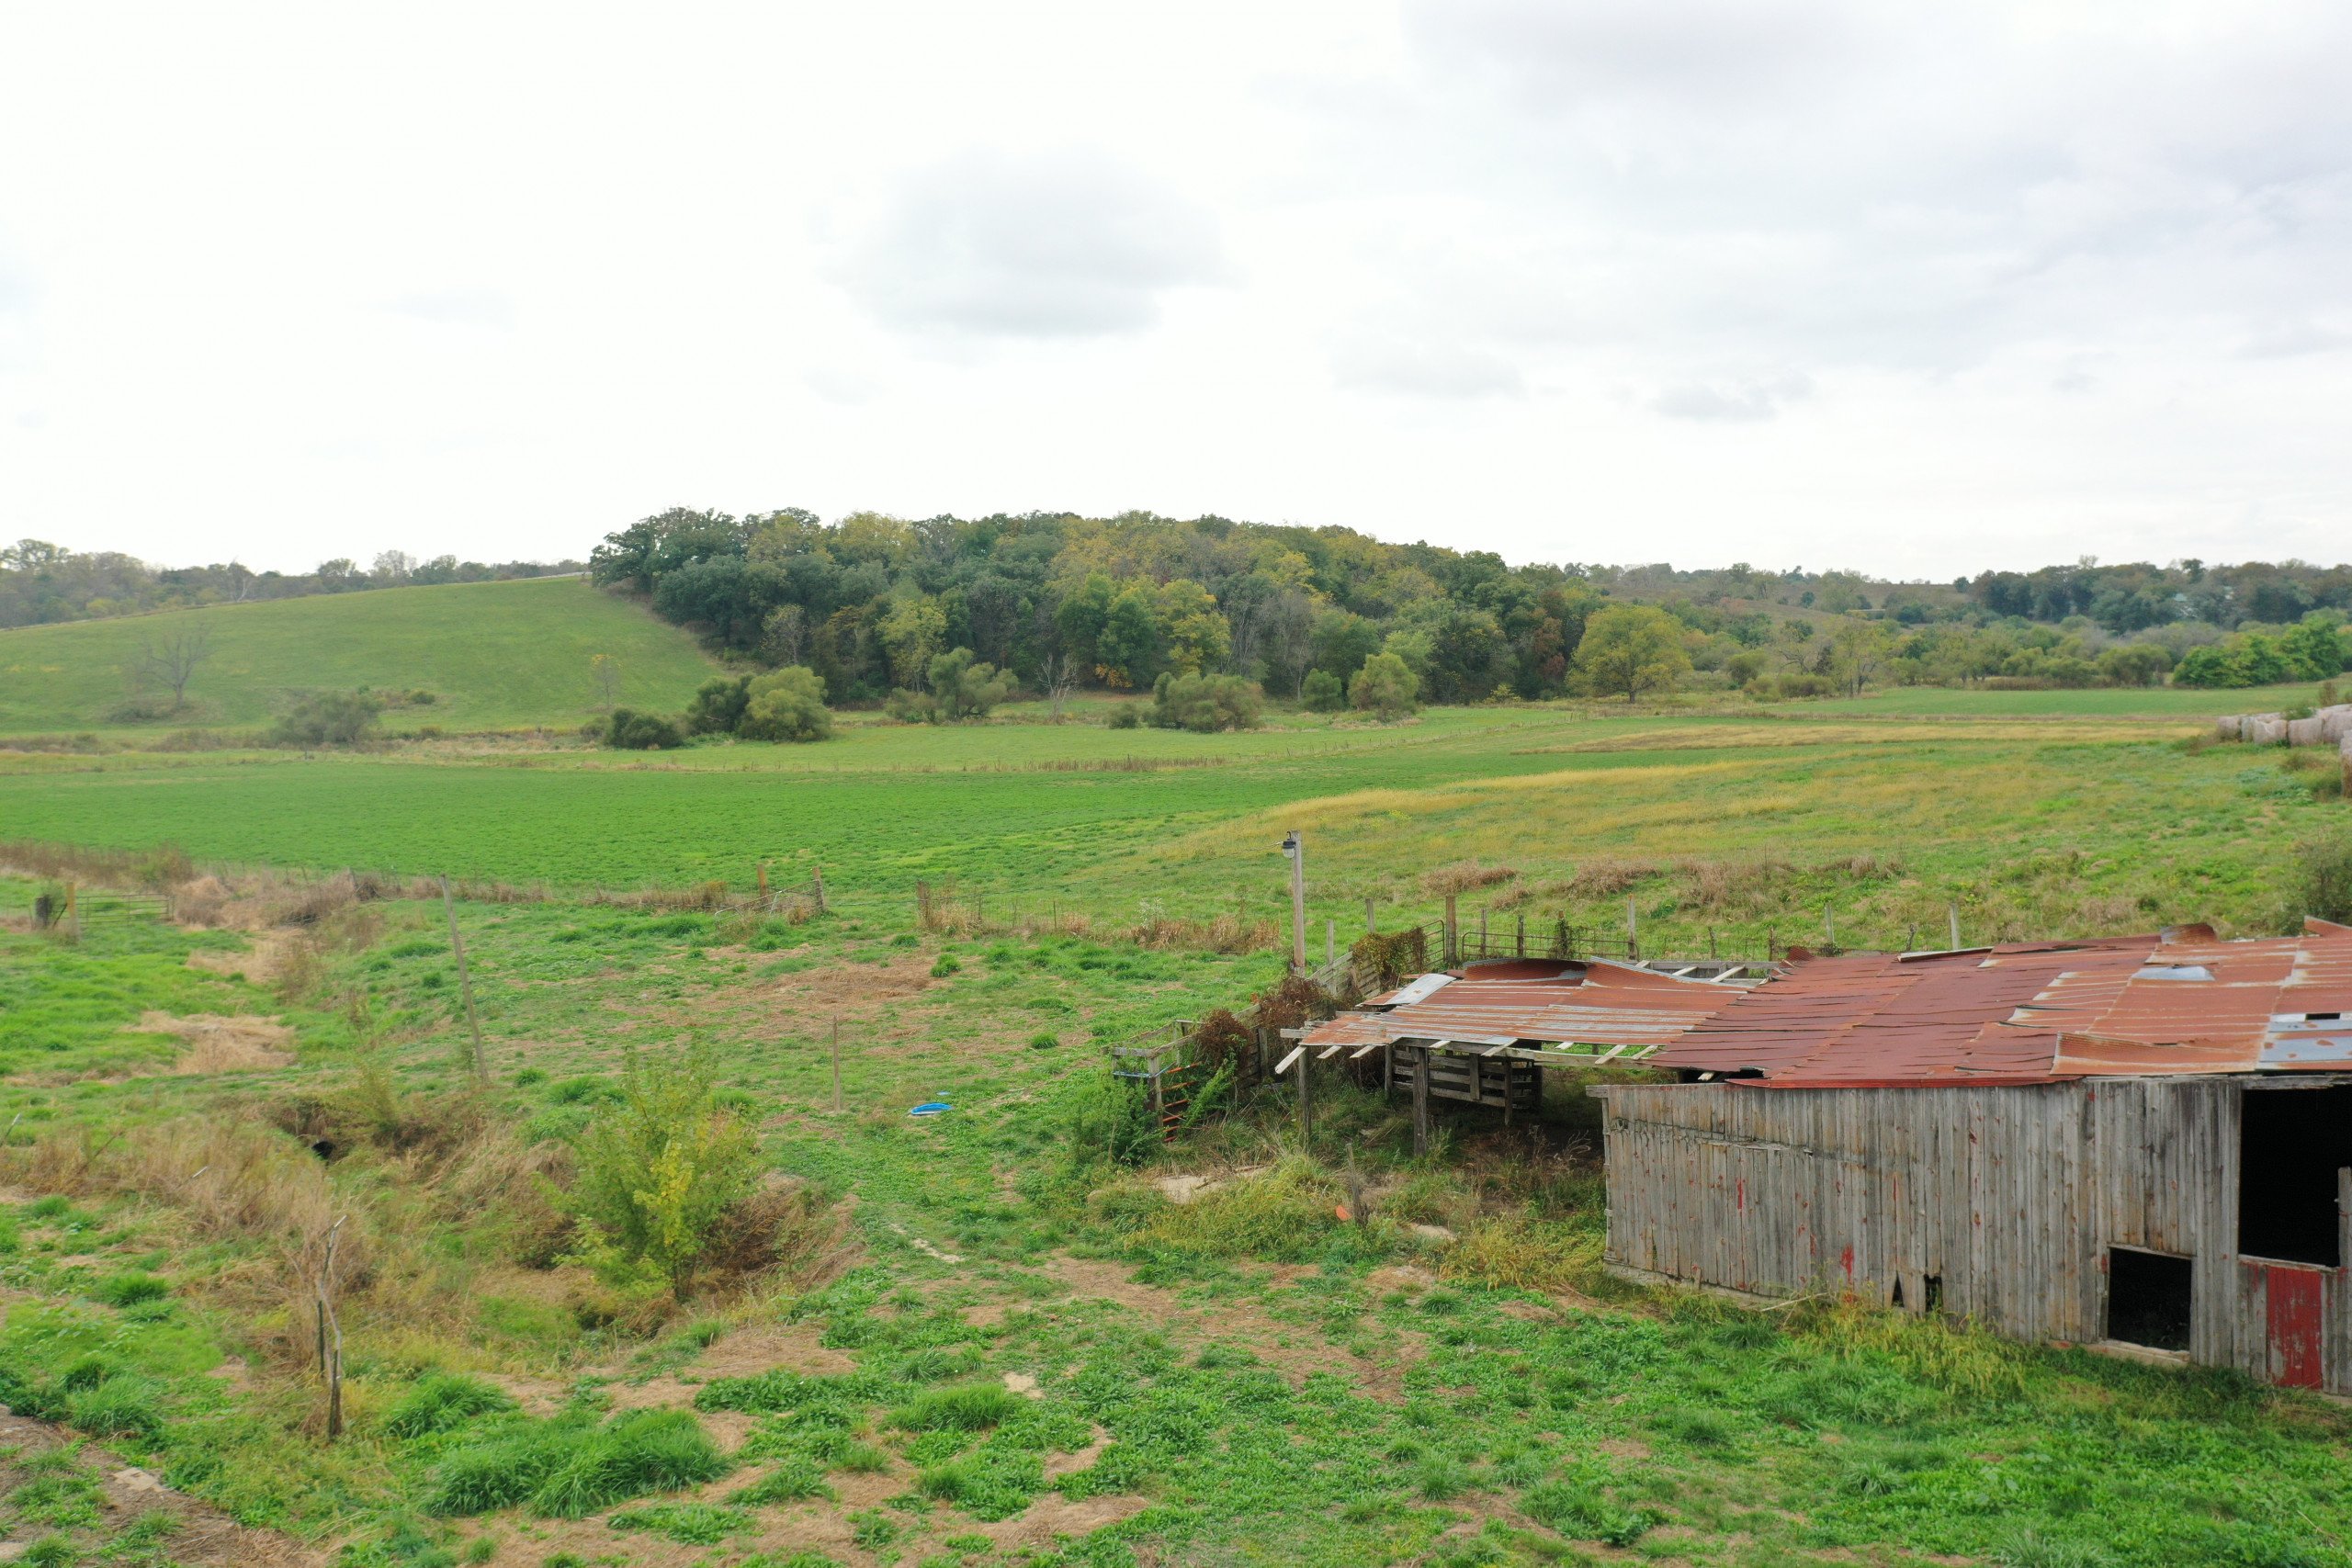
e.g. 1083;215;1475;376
384;1373;520;1439
1148;672;1263;733
269;690;384;747
738;667;831;742
685;675;752;735
605;709;686;750
571;1047;761;1293
889;649;1017;724
930;954;960;978
1301;669;1345;712
1027;1032;1058;1050
2297;833;2352;925
1105;705;1141;730
1349;652;1419;720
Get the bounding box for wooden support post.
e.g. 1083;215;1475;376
812;863;828;914
831;1018;843;1113
1949;903;1962;950
1825;907;1836;950
757;860;770;897
1443;893;1458;966
317;1215;346;1439
1364;895;1376;934
1151;1049;1166;1123
66;882;79;943
1326;919;1335;965
1626;896;1637;960
1296;1051;1313;1146
1708;926;1717;960
1383;1042;1393;1095
1411;1047;1430;1158
1515;913;1525;958
1478;907;1488;956
440;876;487;1089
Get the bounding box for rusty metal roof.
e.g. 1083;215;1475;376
1305;919;2352;1089
1304;959;1747;1055
1653;919;2352;1088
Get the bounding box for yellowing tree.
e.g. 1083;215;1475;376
1573;605;1692;704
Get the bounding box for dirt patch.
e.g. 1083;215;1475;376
0;1412;321;1567
1044;1255;1426;1403
135;1010;297;1074
698;1321;858;1380
186;930;303;986
727;951;939;1027
976;1490;1151;1551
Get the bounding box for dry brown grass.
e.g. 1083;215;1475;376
1420;859;1519;897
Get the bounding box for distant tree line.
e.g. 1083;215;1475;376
594;508;2352;704
0;540;585;629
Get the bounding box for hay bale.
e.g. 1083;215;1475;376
2215;715;2245;740
2289;716;2326;746
2246;716;2289;745
2316;704;2352;743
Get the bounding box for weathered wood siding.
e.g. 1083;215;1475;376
1595;1079;2352;1394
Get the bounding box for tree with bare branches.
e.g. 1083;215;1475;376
139;620;213;711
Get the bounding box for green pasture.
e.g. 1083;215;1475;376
4;886;2349;1566
2;704;2342;953
0;575;722;737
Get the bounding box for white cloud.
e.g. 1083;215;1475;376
837;149;1227;341
0;0;2346;575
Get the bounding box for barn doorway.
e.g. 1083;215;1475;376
2238;1085;2352;1267
2107;1247;2192;1351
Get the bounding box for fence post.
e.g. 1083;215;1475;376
1364;896;1375;934
1515;913;1525;958
1412;1047;1430;1157
440;876;488;1089
1478;907;1488;956
831;1019;843;1112
1443;893;1458;966
1626;897;1637;961
1326;919;1335;965
1948;903;1962;950
1297;1051;1313;1146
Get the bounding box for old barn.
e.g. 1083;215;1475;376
1303;919;2352;1391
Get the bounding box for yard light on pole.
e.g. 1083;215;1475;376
1281;831;1306;975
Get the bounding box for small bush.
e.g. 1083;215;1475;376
1105;705;1141;730
685;675;753;736
2296;832;2352;925
930;954;961;978
1301;669;1345;712
738;668;831;743
1148;671;1262;733
571;1048;761;1293
384;1374;520;1439
888;1383;1023;1433
605;709;686;750
270;690;384;747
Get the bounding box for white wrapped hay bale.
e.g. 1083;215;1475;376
2245;716;2289;745
2289;716;2326;746
2316;704;2352;743
2215;714;2245;740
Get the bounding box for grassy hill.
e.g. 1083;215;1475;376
0;575;723;736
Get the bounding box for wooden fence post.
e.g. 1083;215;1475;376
1364;896;1375;934
1297;1052;1313;1146
317;1215;347;1439
1948;903;1962;950
1443;893;1458;965
440;876;487;1088
1411;1047;1430;1158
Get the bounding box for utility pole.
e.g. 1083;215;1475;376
1281;831;1306;974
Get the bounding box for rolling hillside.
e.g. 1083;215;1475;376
0;574;724;736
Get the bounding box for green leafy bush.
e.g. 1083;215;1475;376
1301;669;1345;712
1348;651;1419;720
269;689;384;747
738;667;831;742
1148;671;1262;733
888;649;1017;725
685;675;752;735
604;708;685;750
571;1048;760;1293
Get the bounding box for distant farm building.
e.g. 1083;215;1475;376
1301;919;2352;1393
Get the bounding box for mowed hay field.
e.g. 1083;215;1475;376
0;575;723;736
1;689;2343;953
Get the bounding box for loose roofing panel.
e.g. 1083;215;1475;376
1648;919;2352;1088
1303;960;1743;1054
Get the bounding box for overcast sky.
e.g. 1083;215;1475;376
3;1;2347;579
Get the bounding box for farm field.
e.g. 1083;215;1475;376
1;690;2343;954
0;576;722;738
4;881;2349;1568
5;671;2350;1567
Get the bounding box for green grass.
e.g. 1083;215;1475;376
0;575;720;736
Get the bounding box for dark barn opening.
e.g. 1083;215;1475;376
2238;1085;2352;1267
2108;1247;2192;1351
